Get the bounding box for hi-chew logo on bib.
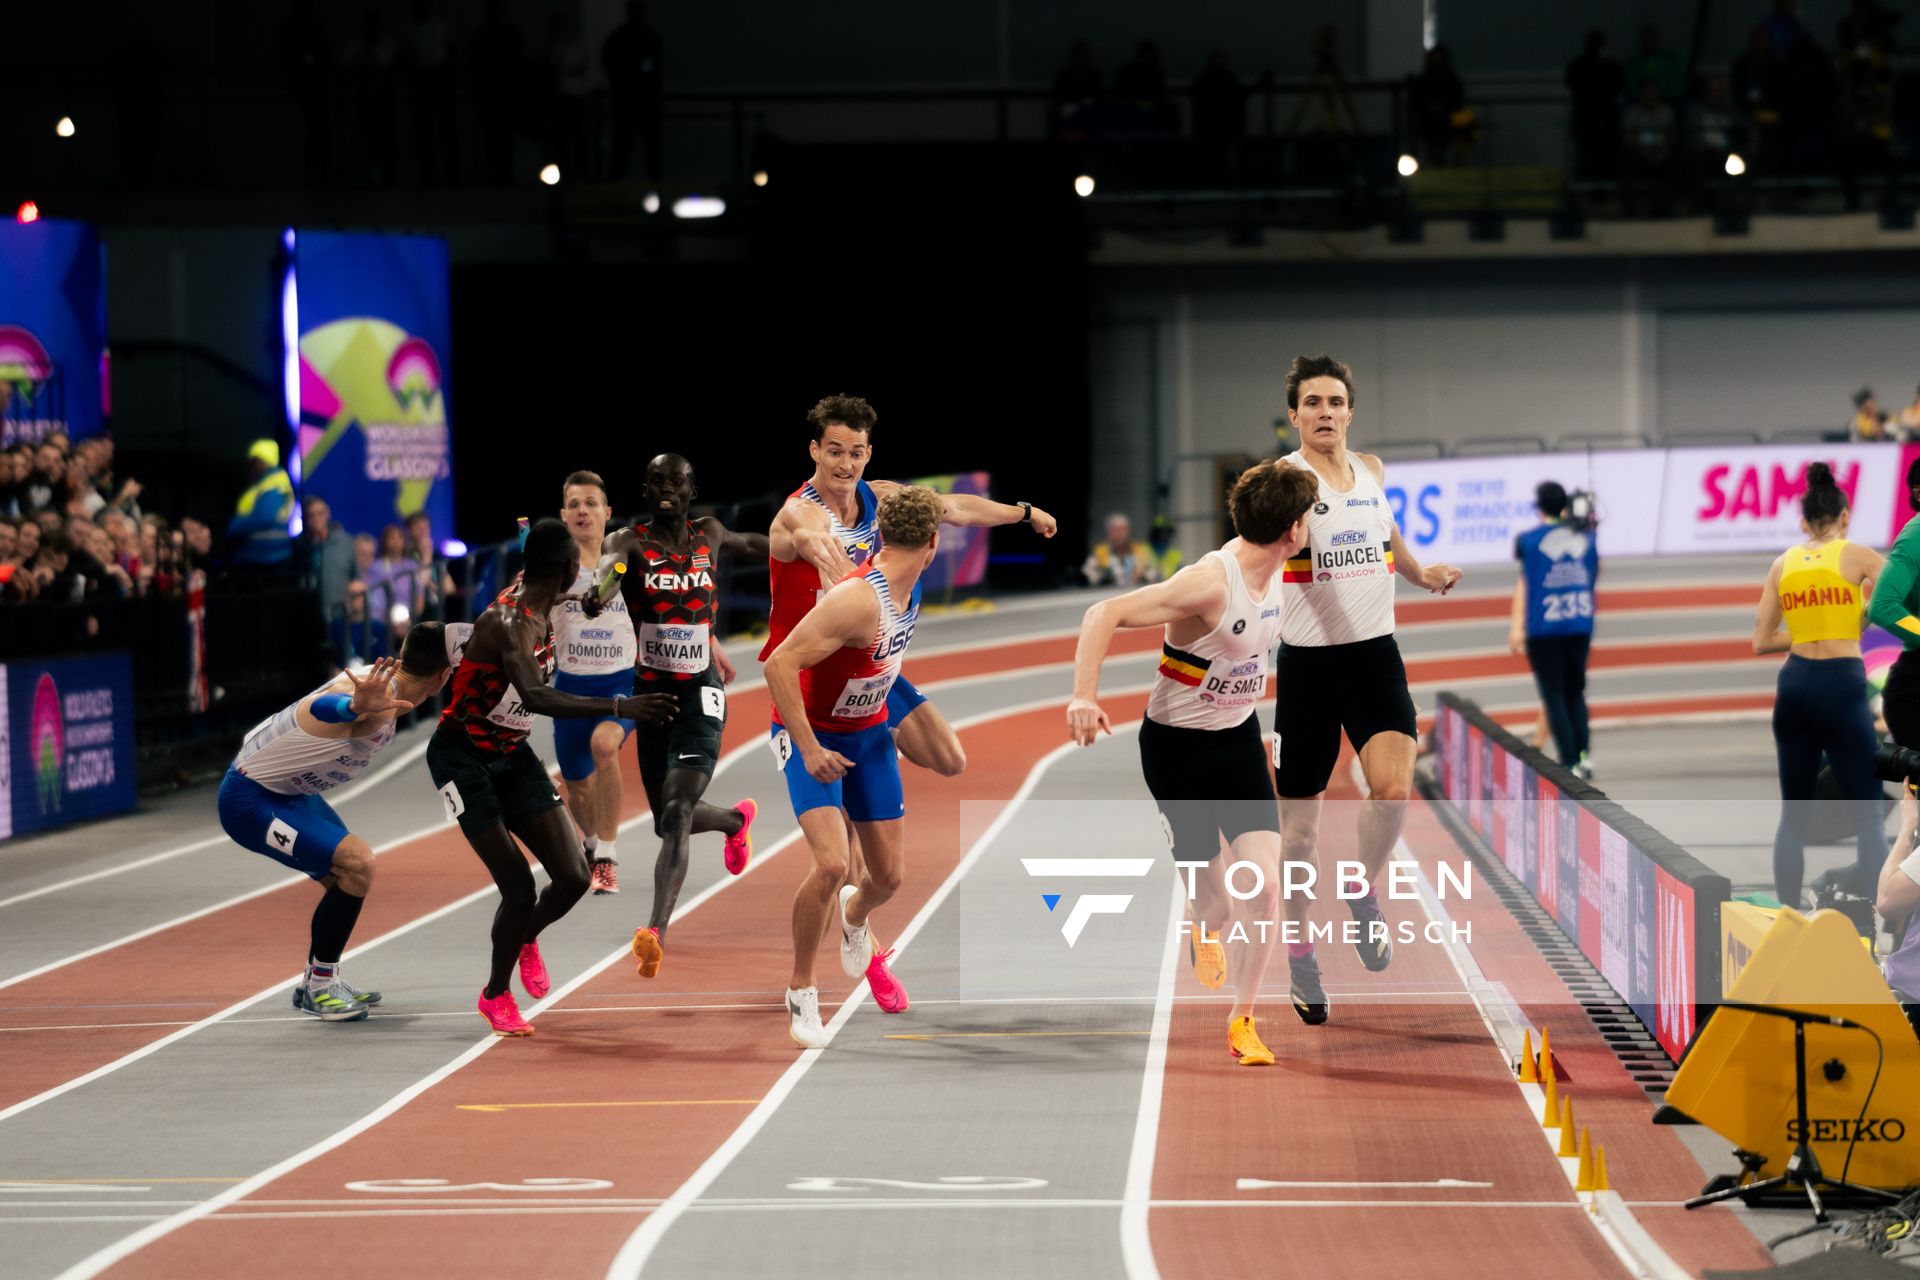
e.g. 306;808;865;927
641;621;710;674
1200;656;1266;706
833;669;898;720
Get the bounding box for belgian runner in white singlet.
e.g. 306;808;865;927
1068;461;1320;1067
216;630;453;1021
1272;357;1461;978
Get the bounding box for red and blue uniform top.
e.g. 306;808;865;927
761;479;880;661
773;566;921;735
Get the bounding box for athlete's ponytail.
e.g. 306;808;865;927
1802;461;1848;531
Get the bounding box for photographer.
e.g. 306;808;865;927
1509;482;1598;777
1874;785;1920;1040
1755;463;1886;906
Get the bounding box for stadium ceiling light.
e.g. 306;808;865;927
55;116;75;139
440;538;468;558
752;170;770;188
539;163;561;186
643;191;661;214
1074;174;1096;198
1724;153;1747;177
16;201;39;224
673;195;726;219
1397;153;1420;178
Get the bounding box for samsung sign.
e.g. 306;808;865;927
4;654;137;839
1378;443;1906;565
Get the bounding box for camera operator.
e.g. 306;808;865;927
1755;462;1886;906
1874;786;1920;1040
1509;481;1598;778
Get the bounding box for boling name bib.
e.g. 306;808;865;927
832;666;899;721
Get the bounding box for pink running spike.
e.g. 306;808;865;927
866;947;909;1013
724;798;758;875
517;941;550;999
478;989;534;1037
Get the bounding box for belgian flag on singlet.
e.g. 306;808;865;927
1157;641;1208;687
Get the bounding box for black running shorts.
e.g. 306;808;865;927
1137;714;1279;863
426;727;564;837
1271;633;1418;798
635;671;728;830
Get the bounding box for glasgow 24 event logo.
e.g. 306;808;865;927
31;672;62;815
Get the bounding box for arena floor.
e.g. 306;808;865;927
0;556;1845;1279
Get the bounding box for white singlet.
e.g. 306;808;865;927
1279;450;1397;647
233;673;397;796
1146;549;1285;731
551;560;638;676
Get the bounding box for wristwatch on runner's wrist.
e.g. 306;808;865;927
1018;501;1033;524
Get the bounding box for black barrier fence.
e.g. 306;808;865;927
1428;691;1730;1065
1;582;331;787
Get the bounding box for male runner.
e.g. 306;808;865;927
764;394;1058;1008
427;518;674;1036
552;470;639;894
1069;461;1320;1063
1274;355;1461;976
218;634;451;1021
602;453;765;978
764;485;945;1049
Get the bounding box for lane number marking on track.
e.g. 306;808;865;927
787;1176;1050;1193
342;1178;614;1194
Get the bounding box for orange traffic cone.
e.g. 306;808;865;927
1519;1030;1539;1083
1575;1130;1595;1189
1557;1098;1579;1156
1593;1145;1610;1192
1541;1067;1561;1127
1539;1027;1555;1082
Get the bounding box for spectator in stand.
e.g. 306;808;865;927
1409;44;1471;166
405;510;455;606
34;527;81;603
1690;74;1744;171
365;522;416;622
25;441;62;513
1050;41;1104;140
301;496;356;622
1631;25;1683;104
1566;30;1626;180
228;438;296;569
180;515;216;573
544;12;592;179
1896;384;1920;439
334;579;390;665
1621;77;1678;214
604;0;665;182
0;448;26;515
1083;513;1160;587
472;0;528;186
1732;23;1782;166
1191;50;1247;144
405;0;458;185
16;517;41;568
1852;387;1894;441
1110;41;1175;134
1147;515;1183;581
1838;0;1897;148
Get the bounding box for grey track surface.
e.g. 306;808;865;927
1;555;1785;1279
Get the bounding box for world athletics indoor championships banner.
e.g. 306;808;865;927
0;654;137;841
291;230;453;540
0;218;108;448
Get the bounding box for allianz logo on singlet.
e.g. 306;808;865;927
644;570;714;591
1782;585;1856;610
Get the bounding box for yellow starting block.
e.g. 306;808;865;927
1667;907;1920;1194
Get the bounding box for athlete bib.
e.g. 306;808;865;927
487;684;535;734
640;621;711;675
831;667;899;721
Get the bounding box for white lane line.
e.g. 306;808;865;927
13;1199;1610;1226
1120;870;1181;1280
2;722;778;1122
0;732;437;914
60;689;1094;1279
604;733;1092;1280
50;817;808;1280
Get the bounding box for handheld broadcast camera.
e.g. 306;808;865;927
1565;490;1599;533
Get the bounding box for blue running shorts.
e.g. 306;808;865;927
552;668;636;782
769;721;905;823
217;768;349;881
